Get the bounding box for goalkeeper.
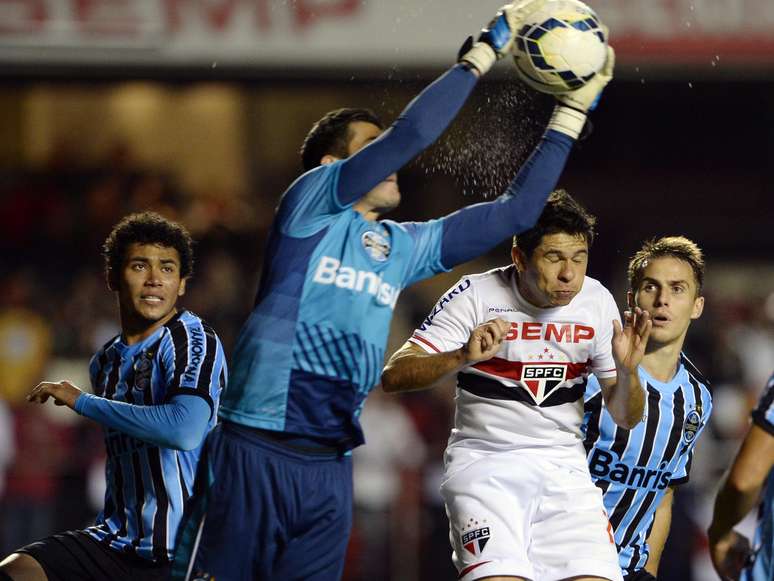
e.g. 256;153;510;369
172;1;615;579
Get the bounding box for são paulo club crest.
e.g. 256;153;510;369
361;230;391;262
521;363;568;404
682;409;702;444
461;520;491;557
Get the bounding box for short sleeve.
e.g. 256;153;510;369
395;219;449;287
752;373;774;436
409;277;478;354
276;162;351;237
671;385;713;485
159;320;226;418
591;288;620;380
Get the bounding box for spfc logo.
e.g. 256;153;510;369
461;526;491;556
682;409;701;444
361;231;390;262
521;364;567;404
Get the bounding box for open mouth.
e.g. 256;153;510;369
652;314;670;326
140;296;164;304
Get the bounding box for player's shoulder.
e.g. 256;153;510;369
93;334;121;360
467;265;515;289
161;311;220;344
578;275;614;301
679;352;712;395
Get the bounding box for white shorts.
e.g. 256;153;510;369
441;447;623;581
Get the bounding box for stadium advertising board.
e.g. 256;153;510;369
1;0;773;69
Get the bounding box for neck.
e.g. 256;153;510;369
641;338;684;383
352;200;380;221
120;308;178;345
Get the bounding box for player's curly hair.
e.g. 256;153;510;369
103;212;194;287
628;236;705;296
513;189;596;257
300;108;384;171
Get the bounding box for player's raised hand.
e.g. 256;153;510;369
611;307;652;374
709;529;751;581
463;318;510;364
27;380;83;410
556;44;615;114
459;0;546;75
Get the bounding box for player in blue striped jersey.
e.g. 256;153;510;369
582;236;713;580
0;213;226;581
709;371;774;581
173;2;617;579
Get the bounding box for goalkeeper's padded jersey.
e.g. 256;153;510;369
745;372;774;581
410;265;619;455
582;358;712;575
218;160;447;449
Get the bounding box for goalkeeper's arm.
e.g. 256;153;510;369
337;1;547;206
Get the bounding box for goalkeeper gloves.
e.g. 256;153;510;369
548;46;615;139
459;0;546;76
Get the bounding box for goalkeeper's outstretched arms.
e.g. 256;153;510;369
437;46;616;269
337;0;546;206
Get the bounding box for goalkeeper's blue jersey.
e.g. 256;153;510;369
743;372;774;581
219;161;446;448
582;356;712;574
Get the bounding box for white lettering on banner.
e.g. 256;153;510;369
1;0;774;65
312;256;399;308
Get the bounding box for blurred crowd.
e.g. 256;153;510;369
1;142;772;581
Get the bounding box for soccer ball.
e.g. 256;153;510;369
512;0;608;94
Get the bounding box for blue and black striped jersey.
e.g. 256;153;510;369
744;372;774;581
85;310;226;562
582;355;712;574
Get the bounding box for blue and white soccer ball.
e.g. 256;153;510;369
512;0;608;94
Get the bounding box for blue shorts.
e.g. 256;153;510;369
171;422;353;581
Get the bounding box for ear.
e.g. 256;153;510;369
320;154;340;166
691;295;704;320
511;245;526;273
627;289;636;309
106;270;117;292
178;278;187;297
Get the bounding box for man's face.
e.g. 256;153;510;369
512;232;588;308
632;256;703;348
116;242;186;327
346;121;400;213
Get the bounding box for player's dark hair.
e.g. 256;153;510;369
103;212;194;287
300;108;384;171
628;236;705;295
512;190;596;257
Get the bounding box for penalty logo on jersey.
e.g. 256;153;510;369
521;364;567;404
461;526;491;556
361;231;391;262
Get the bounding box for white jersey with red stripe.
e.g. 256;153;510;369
411;265;620;454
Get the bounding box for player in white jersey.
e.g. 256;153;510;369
382;190;652;581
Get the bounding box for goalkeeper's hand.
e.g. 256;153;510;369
548;45;615;139
459;0;546;76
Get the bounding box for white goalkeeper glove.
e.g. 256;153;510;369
459;0;546;76
548;45;615;139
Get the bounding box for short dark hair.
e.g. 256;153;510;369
628;236;705;295
513;190;596;257
103;212;194;286
300;108;384;171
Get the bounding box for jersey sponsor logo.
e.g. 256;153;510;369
418;279;471;330
504;321;595;343
682;409;701;444
361;230;391;262
461;525;491;556
589;449;672;491
183;326;206;384
312;256;399;308
488;306;518;313
522;364;566;400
